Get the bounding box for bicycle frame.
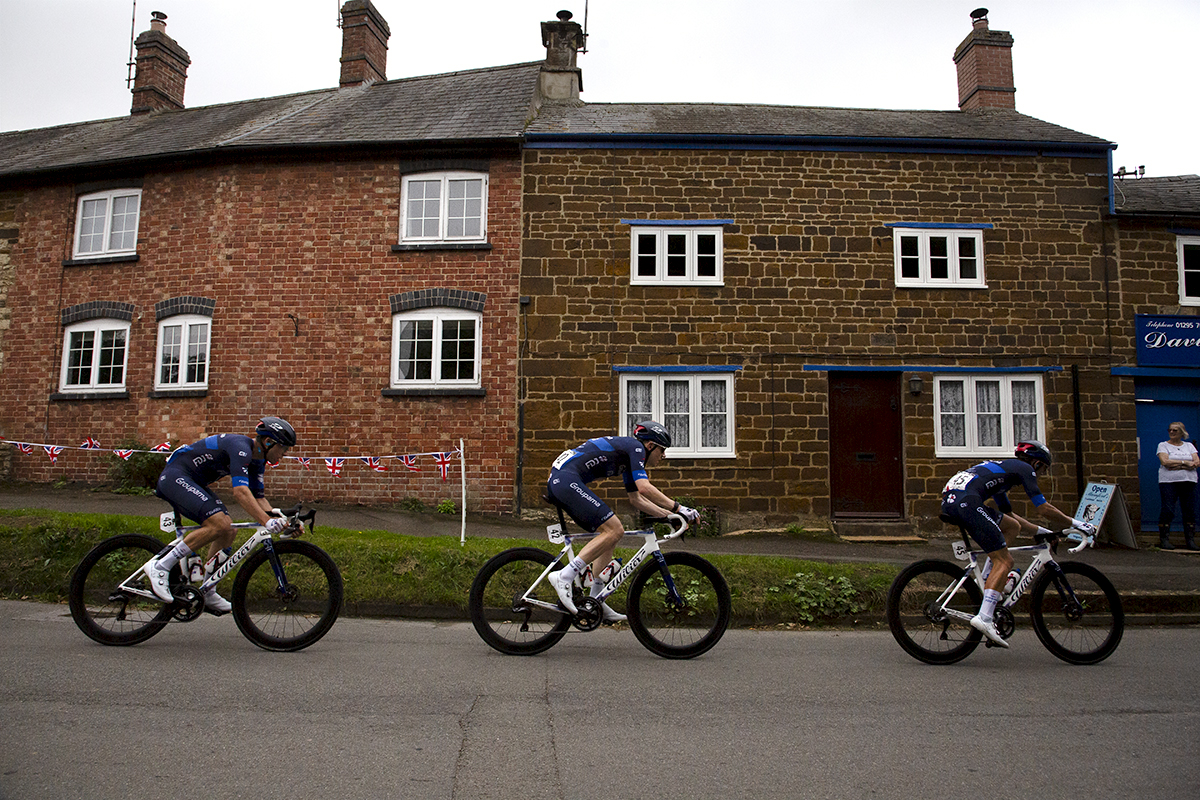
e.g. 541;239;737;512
519;516;689;616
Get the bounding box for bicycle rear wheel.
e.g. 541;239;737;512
1029;561;1124;665
626;552;731;659
231;540;343;652
68;534;177;646
469;547;571;655
886;559;983;665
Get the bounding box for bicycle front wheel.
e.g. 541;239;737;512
1029;561;1124;665
626;552;731;659
469;547;571;655
886;560;983;665
68;534;177;646
231;540;343;652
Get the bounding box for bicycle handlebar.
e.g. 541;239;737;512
661;512;689;541
1065;529;1094;554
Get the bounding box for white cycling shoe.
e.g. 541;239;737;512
599;602;627;624
548;570;577;615
203;588;232;615
142;557;174;603
970;614;1010;648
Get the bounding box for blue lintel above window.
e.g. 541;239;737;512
1168;228;1200;236
1111;366;1200;378
802;365;1062;373
884;222;994;230
614;365;742;373
620;220;735;227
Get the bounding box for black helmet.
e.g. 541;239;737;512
633;420;672;449
256;416;297;448
1015;440;1051;467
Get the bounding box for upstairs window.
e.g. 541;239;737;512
60;318;130;391
628;224;724;286
934;374;1044;459
74;189;141;258
619;371;736;457
391;308;482;389
891;226;986;288
400;172;487;244
156;315;211;390
1179;236;1200;306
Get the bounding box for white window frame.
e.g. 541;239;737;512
933;374;1045;459
390;308;482;389
1179;236;1200;306
73;189;142;258
60;318;131;392
619;372;736;458
155;315;211;390
399;172;488;244
629;226;724;286
893;227;986;288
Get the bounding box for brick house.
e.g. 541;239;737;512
0;2;568;513
516;10;1194;537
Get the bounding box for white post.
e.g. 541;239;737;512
460;438;467;545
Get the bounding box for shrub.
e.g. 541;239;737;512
103;438;165;494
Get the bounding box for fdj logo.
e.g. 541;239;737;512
191;453;214;468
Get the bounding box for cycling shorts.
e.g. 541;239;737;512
941;493;1006;553
156;470;229;525
546;473;615;533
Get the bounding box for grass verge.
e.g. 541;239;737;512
0;509;898;628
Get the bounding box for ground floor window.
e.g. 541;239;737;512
934;374;1044;458
619;371;735;457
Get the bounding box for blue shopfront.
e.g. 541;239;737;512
1114;315;1200;531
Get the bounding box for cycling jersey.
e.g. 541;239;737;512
546;436;650;532
156;434;266;523
940;458;1046;552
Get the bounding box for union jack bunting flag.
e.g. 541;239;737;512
400;454;419;472
325;458;345;477
297;457;312;470
434;452;454;481
17;443;33;455
113;449;135;461
44;445;64;464
151;441;172;452
80;437;102;449
361;456;388;473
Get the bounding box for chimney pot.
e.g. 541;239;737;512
539;10;585;102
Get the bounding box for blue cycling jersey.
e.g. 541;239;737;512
164;433;266;498
550;436;649;492
941;458;1046;514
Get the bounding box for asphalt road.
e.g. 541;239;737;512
3;600;1198;800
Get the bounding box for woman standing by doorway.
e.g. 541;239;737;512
1157;422;1199;550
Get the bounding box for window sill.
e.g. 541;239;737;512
50;391;130;401
62;254;140;267
148;389;209;399
382;387;487;397
391;243;492;253
895;282;988;290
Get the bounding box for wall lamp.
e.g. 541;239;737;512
908;375;924;396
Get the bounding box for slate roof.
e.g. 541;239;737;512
525;103;1113;153
0;62;544;179
1112;175;1200;217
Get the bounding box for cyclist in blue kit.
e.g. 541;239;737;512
546;421;700;623
142;417;297;613
940;440;1097;647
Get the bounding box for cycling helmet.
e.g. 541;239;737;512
256;416;297;448
633;420;672;449
1015;440;1052;467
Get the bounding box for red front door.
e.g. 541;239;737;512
828;372;904;518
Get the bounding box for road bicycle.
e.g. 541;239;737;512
886;526;1124;665
469;506;731;659
68;504;343;652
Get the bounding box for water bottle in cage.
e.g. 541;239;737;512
599;558;622;584
204;547;232;581
1004;569;1021;597
185;554;204;583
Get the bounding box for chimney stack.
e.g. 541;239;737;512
953;8;1016;110
539;10;585;103
339;0;390;88
131;11;191;114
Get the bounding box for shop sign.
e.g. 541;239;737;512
1135;314;1200;367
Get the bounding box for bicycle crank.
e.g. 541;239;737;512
172;585;204;622
572;597;602;632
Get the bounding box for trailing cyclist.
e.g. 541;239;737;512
939;440;1097;648
545;421;700;623
142;416;297;614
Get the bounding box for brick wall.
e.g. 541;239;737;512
520;147;1132;531
0;152;522;513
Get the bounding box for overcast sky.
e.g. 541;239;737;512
1;0;1196;176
